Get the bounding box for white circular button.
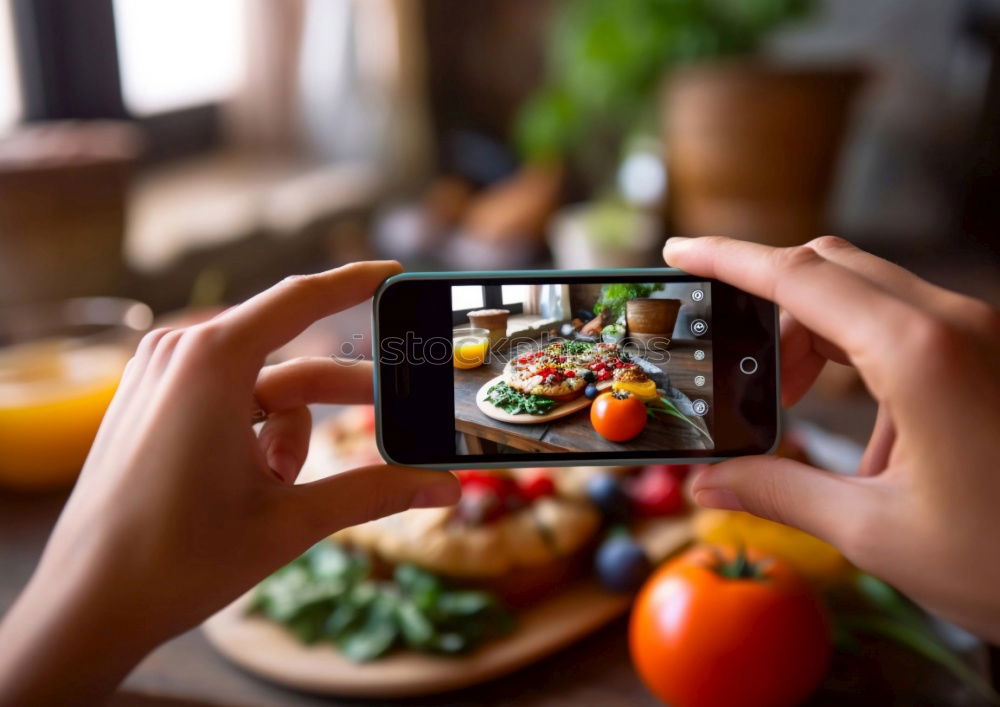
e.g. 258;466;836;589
690;319;708;337
691;399;709;416
739;357;758;375
691;289;704;302
693;349;705;361
694;375;705;387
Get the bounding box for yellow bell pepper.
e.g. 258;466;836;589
693;509;855;586
612;378;659;402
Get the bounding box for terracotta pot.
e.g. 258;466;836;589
467;308;510;348
626;298;681;335
663;61;864;247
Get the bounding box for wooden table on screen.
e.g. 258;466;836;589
454;339;714;455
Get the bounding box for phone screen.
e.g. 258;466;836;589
374;270;777;467
451;280;716;456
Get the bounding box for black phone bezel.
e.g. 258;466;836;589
374;271;778;466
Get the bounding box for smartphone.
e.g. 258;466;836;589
372;269;779;468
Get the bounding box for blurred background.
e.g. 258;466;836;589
2;0;998;468
0;0;998;310
1;1;1000;703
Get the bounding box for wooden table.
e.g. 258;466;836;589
0;485;990;707
0;252;996;706
454;339;713;454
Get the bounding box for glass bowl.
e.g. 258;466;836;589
0;297;153;491
452;327;490;370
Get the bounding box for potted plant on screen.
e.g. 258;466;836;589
516;0;863;249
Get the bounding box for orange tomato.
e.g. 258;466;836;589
629;545;830;707
590;390;646;442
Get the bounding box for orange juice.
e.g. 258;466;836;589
0;341;128;489
453;332;489;369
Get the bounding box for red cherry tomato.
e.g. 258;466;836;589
518;473;556;501
456;485;505;524
643;464;692;482
456;470;515;499
628;466;685;516
590;391;647;442
630;546;830;707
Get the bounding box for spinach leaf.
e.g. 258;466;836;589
559;340;594;356
250;544;515;662
486;382;558;416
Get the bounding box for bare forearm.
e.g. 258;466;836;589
0;574;154;706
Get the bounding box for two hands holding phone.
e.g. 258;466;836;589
1;237;999;705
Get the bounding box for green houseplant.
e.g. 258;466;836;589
517;0;862;247
516;0;816;161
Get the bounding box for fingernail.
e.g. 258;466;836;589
410;479;460;508
694;488;744;512
664;236;692;252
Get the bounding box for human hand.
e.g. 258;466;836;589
664;236;1000;642
0;262;459;705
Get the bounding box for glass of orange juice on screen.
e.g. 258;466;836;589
452;327;489;369
0;298;152;490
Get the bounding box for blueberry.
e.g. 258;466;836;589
584;383;599;400
583;370;596;383
595;535;652;592
586;474;630;519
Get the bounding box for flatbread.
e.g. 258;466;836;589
502;341;627;401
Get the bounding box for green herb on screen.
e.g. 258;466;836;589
486;382;559;416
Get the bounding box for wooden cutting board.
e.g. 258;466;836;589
475;375;612;424
202;515;693;698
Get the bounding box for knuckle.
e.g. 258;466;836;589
807;235;853;253
962;297;1000;333
280;273;307;286
137;327;174;355
746;472;792;524
776;244;825;273
173;324;230;363
907;315;962;357
699;235;730;249
358;476;409;521
889;313;966;379
159;328;186;350
366;491;408;521
280;272;322;292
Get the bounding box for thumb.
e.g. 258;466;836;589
284;465;460;535
691;456;874;549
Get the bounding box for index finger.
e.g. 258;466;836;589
663;237;916;372
216;261;402;359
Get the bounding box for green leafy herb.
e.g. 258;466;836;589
486;382;558;416
647;395;703;436
250;542;514;662
592;283;664;323
836;575;1000;704
559;340;595;356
